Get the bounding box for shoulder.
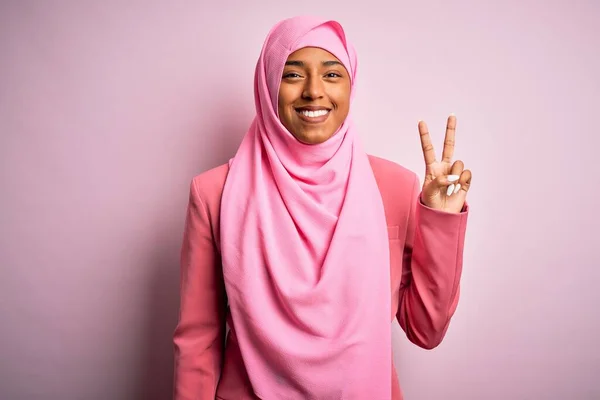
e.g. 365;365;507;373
367;154;418;190
190;162;229;221
187;156;418;221
189;156;418;201
192;163;229;197
367;155;420;225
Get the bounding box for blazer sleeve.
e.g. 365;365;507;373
397;174;469;349
173;179;227;399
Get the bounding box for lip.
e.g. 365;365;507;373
295;107;331;124
295;106;331;111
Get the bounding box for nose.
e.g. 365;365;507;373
301;76;324;100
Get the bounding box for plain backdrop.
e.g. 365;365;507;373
1;1;598;399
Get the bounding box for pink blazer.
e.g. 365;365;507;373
173;155;469;400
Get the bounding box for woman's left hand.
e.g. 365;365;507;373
418;114;472;214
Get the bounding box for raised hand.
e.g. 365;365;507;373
418;115;471;213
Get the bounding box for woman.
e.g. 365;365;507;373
173;16;471;400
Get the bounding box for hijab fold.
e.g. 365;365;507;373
220;16;392;399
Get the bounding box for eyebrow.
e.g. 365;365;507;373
285;60;343;67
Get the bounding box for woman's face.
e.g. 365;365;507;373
278;47;351;145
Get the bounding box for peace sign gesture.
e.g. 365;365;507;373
418;115;472;214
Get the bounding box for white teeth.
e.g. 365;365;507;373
300;109;328;117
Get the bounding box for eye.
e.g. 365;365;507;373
325;72;342;78
283;72;302;79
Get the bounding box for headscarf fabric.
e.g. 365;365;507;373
220;15;392;399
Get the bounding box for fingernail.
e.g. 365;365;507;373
447;175;460;182
447;184;455;196
454;183;461;194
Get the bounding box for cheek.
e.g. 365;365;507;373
332;86;351;118
278;87;297;118
278;85;298;106
277;89;286;114
278;87;296;129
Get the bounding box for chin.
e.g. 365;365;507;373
296;132;332;145
291;126;335;144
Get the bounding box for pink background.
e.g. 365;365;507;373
1;1;598;399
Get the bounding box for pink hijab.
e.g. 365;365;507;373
220;16;392;399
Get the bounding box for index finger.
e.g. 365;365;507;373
418;120;436;166
441;114;456;163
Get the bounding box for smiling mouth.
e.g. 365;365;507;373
294;108;331;123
